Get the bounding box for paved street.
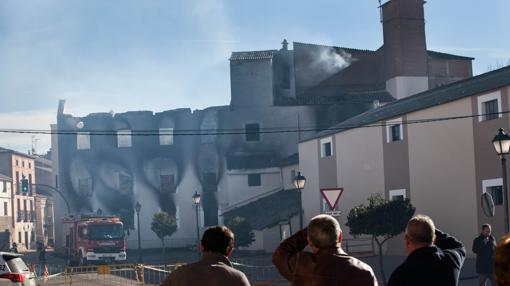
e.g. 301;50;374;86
20;248;482;286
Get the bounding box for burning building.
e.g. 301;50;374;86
52;0;473;251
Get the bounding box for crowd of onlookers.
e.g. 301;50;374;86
159;214;510;286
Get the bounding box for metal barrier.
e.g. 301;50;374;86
32;261;285;285
344;237;375;256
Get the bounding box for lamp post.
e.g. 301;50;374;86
492;128;510;234
293;172;306;229
192;192;201;253
135;201;142;263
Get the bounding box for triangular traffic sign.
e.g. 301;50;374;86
320;188;344;210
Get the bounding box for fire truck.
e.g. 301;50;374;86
62;214;127;265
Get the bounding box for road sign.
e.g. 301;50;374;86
320;188;344;210
325;210;342;216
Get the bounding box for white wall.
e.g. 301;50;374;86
334;127;386;239
220;168;282;207
281;164;299;190
299;140;321;228
407;97;478;253
386;76;429;99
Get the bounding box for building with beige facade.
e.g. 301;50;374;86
0;173;13;247
34;155;56;248
299;66;510;255
0;148;37;251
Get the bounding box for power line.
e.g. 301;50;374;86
0;110;506;136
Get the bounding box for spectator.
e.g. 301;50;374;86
160;226;250;286
472;224;496;286
272;214;378;286
388;215;466;286
10;242;18;253
495;234;510;286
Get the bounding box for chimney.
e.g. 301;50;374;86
281;39;289;51
382;0;429;99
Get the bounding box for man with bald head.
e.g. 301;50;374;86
273;214;377;285
388;215;466;286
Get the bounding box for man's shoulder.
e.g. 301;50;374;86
168;261;249;282
344;255;375;273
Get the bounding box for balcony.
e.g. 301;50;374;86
15;210;33;222
16;210;22;222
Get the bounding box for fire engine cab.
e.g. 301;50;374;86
63;215;127;265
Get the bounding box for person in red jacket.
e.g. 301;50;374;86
272;214;377;286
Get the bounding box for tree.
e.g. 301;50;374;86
151;211;177;254
225;216;255;248
346;193;415;286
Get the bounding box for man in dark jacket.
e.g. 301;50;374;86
160;226;250;286
472;224;496;286
272;214;378;286
387;214;466;286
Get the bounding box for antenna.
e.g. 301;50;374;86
31;135;39;155
378;0;383;23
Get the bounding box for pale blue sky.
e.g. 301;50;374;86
0;0;509;153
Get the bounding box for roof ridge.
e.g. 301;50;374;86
231;49;278;54
427;50;475;60
293;41;376;53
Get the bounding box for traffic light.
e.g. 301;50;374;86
21;177;29;194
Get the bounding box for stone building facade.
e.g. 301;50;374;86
52;0;473;250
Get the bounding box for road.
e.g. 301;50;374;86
20;249;482;286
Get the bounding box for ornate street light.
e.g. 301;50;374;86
293;172;306;229
492;128;510;234
135;201;142;263
192;192;201;253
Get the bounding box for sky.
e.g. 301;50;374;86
0;0;509;154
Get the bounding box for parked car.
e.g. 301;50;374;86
0;252;36;286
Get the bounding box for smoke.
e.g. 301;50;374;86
311;46;354;74
299;46;356;87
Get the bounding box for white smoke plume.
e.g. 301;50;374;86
311;46;354;74
299;46;356;87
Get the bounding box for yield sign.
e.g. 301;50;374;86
320;188;344;209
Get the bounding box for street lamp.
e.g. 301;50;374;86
135;201;142;263
293;172;306;229
492;128;510;234
192;192;201;253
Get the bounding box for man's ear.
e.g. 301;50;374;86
338;232;343;244
307;236;321;254
226;247;233;257
307;236;313;247
199;242;204;253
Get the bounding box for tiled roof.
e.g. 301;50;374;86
275;89;395;106
230;50;277;61
306;65;510;140
0;147;35;159
223;189;301;230
226;152;278;170
0;173;11;180
278;153;299;167
293;42;377;55
427;50;474;61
